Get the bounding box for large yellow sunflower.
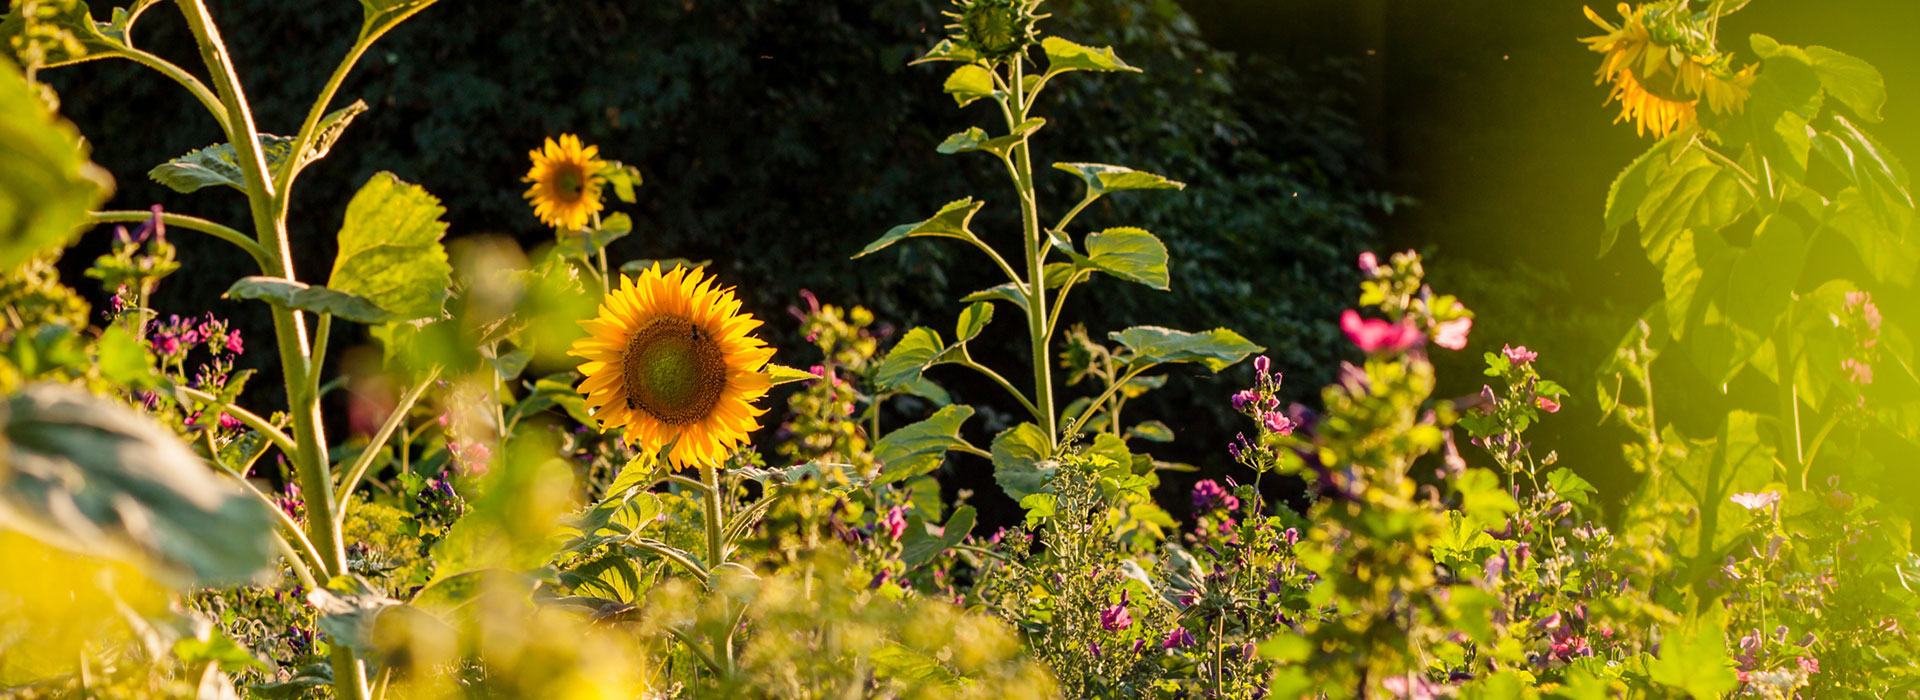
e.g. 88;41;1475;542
1581;3;1756;137
569;264;775;470
523;134;607;231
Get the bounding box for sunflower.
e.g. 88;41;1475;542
569;264;775;470
523;134;607;231
1581;2;1756;137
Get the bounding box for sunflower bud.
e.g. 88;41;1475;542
943;0;1048;61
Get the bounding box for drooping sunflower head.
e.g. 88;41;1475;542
523;134;607;231
943;0;1048;61
1580;2;1756;137
569;265;775;470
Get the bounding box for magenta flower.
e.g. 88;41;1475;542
1262;410;1295;436
1230;389;1259;412
1502;344;1537;365
1433;316;1472;350
1340;310;1423;354
218;413;243;431
225;329;244;354
1357;251;1380;276
1099;604;1133;631
1730;491;1782;510
1253;355;1271;375
1192;480;1239;512
1161;626;1196;649
1798;656;1820;674
1536;395;1561;413
881;506;908;540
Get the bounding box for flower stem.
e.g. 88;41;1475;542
700;462;726;568
1006;57;1057;450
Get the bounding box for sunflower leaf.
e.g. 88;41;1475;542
954;302;994;344
224;277;398;325
148;101;366;194
359;0;437;36
936;118;1045;158
328;172;452;321
911;38;982;65
1109;326;1262;373
874;405;976;485
598;159;644;203
1080;227;1170;291
1041;37;1139;75
854;198;984;258
0;0;133;68
1052;162;1184;197
762;363;819;387
943;64;997;107
0;61;110;272
875;327;948;390
991;422;1056;502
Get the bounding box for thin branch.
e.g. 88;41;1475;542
85;211;272;271
333;367;440;509
173;385;296;455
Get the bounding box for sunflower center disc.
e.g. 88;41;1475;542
621;315;727;425
556;166;586;200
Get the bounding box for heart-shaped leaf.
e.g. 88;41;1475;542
1041;37;1139;75
328;172;452;320
1081;227;1169;290
855;198;984;258
874;405;975;485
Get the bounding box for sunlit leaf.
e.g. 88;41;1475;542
855;197;984;258
874;327;948;390
1040;37;1139;74
943;64;996;107
359;0;437;37
1052;162;1184;196
148;101;365;194
0;0;131;67
936;118;1044;158
874;405;975;485
761;363;818;387
1109;326;1261;372
910;38;982;65
953;301;994;343
0;60;110;271
1081;227;1169;290
224;277;398;324
991;422;1055;501
900;505;974;567
328;172;452;320
1806;44;1885;122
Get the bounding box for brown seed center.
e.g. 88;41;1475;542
621;315;727;425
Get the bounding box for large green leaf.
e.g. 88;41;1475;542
328;172;452;320
1724;213;1807;335
1081;227;1169;290
1806;44;1885;123
943;64;996;107
910;38;982;65
1052;162;1184;196
1647;607;1739;699
990;422;1055;501
0;383;277;585
224;276;398;324
148;101;366;194
0;60;110;271
1109;326;1262;372
854;198;983;259
1040;37;1139;75
1600;135;1679;256
874;327;947;391
953;301;993;343
1661;412;1774;585
1730;35;1826;180
873;405;975;485
1635;150;1746;265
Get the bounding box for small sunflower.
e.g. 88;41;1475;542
523;134;607;231
1581;2;1756;137
944;0;1047;60
569;264;775;470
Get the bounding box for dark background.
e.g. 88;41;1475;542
47;0;1920;528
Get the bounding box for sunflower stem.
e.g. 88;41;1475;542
700;462;726;568
1005;56;1058;451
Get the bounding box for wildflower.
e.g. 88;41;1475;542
1536;395;1562;413
1381;673;1441;700
1340;310;1424;354
881;506;908;540
1797;656;1820;674
1160;626;1195;650
1253;355;1271;376
1730;491;1782;510
1230;388;1259;412
218;413;242;431
568;265;775;470
523;134;608;231
1099;604;1132;631
1843;358;1873;385
1262;410;1295;436
1088;641;1100;658
1226;441;1241;459
1357;251;1380;277
225;329;243;354
1191;480;1239;512
1434;316;1472;350
1282;527;1300;546
1502;344;1538;364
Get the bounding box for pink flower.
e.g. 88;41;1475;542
1262;410;1295;436
1536;396;1561;413
881;506;908;540
1253;355;1271;375
1434;316;1472;350
225;329;244;354
1100;604;1133;631
218;414;243;431
1730;491;1782;510
1843;358;1873;385
1161;626;1196;649
1340;310;1423;354
1502;344;1537;365
1231;389;1259;412
1798;656;1820;674
1357;251;1380;277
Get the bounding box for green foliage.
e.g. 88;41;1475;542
327;172;452;321
0;57;108;272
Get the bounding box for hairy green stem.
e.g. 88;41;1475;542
120;50;231;135
1006;58;1057;450
700;463;726;567
172;385;296;455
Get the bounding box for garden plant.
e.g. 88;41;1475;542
0;0;1916;699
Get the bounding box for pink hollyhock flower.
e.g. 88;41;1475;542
225;329;244;354
1253;355;1271;375
1536;395;1561;413
881;506;908;540
1843;358;1873;385
1100;604;1132;631
1502;344;1537;365
218;413;243;431
1161;626;1196;649
1231;389;1259;412
1357;251;1380;277
1434;316;1472;350
1798;656;1820;674
1263;410;1295;436
1731;491;1782;510
1340;310;1423;354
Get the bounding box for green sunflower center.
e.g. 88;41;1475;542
621;315;727;425
554;165;586;200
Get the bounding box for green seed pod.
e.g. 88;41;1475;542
943;0;1048;61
